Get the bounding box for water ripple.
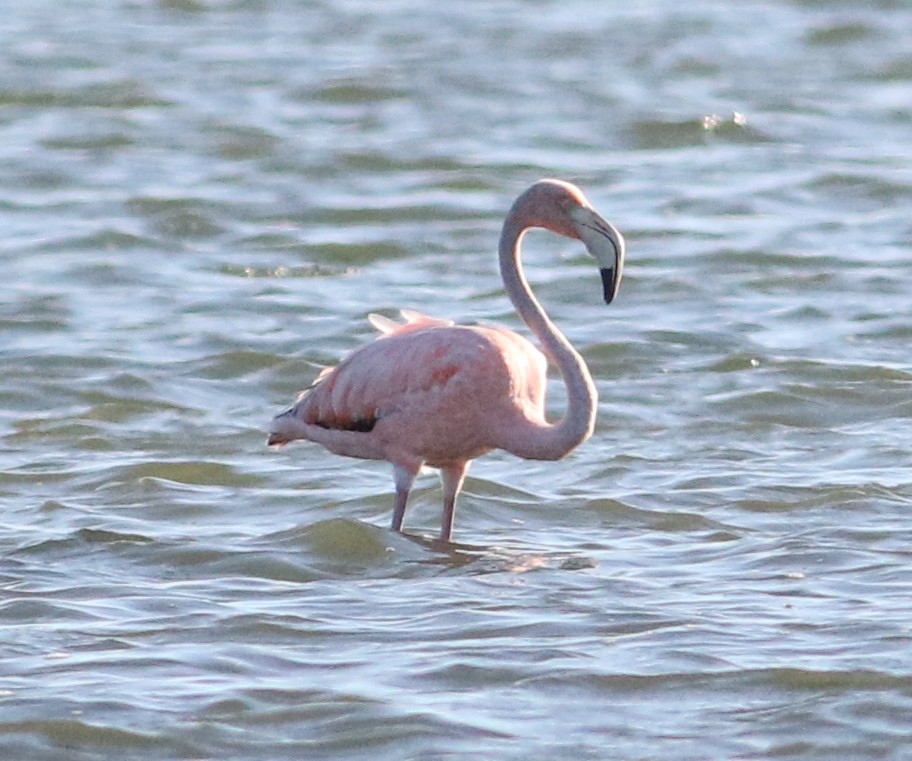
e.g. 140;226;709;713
3;0;912;759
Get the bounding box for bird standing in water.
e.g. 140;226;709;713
268;179;626;541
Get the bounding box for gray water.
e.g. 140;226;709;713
3;1;912;759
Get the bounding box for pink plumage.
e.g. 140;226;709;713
269;180;626;541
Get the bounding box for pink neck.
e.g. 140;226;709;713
497;213;598;460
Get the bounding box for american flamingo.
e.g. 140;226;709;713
268;179;625;541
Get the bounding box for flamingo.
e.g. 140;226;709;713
268;179;625;541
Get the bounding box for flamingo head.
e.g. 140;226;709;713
521;179;626;304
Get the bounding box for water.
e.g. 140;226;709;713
3;0;912;758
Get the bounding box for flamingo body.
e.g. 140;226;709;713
270;312;546;467
269;180;626;541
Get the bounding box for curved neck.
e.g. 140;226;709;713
497;217;598;460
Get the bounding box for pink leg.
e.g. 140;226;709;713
391;464;418;532
439;461;469;542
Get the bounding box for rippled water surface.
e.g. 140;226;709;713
3;1;912;759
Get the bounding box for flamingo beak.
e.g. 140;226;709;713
600;266;620;305
573;208;626;304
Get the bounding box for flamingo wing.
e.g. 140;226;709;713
299;317;498;430
368;309;454;336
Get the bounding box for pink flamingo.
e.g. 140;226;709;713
268;179;625;541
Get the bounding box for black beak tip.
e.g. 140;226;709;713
600;267;617;305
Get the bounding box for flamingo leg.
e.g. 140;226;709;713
439;461;469;542
391;464;418;532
